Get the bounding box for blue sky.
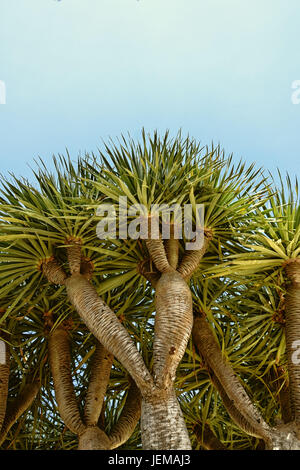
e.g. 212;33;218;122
0;0;300;183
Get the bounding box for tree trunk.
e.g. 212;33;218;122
141;389;191;450
141;268;193;449
0;339;10;432
78;426;111;450
285;260;300;435
153;271;193;389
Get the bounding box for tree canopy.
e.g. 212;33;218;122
0;130;299;450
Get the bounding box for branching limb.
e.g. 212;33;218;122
0;380;40;446
48;324;86;436
192;315;272;443
65;273;154;397
177;230;212;280
84;341;114;427
153;271;193;389
164;223;180;269
109;379;142;449
41;257;67;285
80;256;94;281
145;238;173;274
210;371;268;440
66;238;82;275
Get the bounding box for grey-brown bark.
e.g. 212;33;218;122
192;315;272;442
84;341;114;427
177;232;212;279
139;234;200;450
48;325;86;436
109;380;142;449
65;273;154;396
48;321;141;450
153;271;193;389
141;389;191;450
42;228;209;450
0;380;40;446
284;260;300;436
0;337;10;432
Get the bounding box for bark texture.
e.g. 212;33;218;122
65;273;154;395
109;380;141;449
141;389;191;450
145;239;173;274
285;260;300;434
42;257;67;285
266;422;300;450
192;315;272;442
153;271;193;389
0;381;40;446
66;239;82;275
164;225;179;269
84;341;113;427
177;234;211;279
0;339;10;432
78;426;111;450
48;325;86;436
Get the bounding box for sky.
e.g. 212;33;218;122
0;0;300;184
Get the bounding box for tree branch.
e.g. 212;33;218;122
192;315;272;442
84;341;113;427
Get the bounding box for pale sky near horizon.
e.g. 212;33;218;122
0;0;300;184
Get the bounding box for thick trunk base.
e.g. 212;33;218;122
140;390;191;450
78;426;111;450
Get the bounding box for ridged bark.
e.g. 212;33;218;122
153;271;193;389
48;325;86;436
66;239;82;275
285;260;300;434
141;389;191;450
0;381;40;446
140;235;195;449
177;234;210;279
192;315;272;442
0;339;10;432
109;380;142;449
84;341;114;427
145;239;173;274
42;257;67;285
211;372;269;440
65;274;154;396
164;224;180;269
